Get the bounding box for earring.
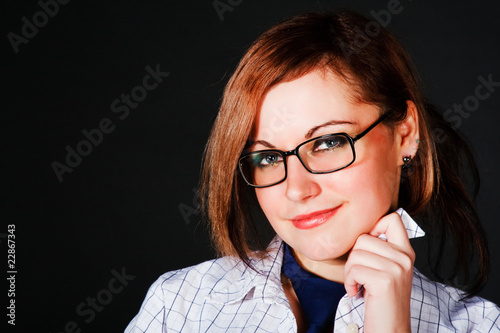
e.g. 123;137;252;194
402;155;414;173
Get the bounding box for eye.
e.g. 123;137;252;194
253;152;283;168
312;135;348;153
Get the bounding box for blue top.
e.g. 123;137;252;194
283;243;346;332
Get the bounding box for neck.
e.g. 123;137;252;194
292;249;348;283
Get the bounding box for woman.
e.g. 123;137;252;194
126;11;500;332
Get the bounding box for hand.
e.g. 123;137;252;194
343;212;415;332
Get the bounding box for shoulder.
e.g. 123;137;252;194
145;256;251;304
125;238;291;332
124;254;281;333
411;269;500;332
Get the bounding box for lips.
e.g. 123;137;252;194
291;205;342;230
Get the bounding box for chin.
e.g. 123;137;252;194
297;241;350;262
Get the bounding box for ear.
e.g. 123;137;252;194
395;100;420;166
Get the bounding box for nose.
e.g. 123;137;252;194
284;155;321;202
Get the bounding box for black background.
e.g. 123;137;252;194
3;0;500;332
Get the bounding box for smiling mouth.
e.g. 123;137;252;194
291;205;342;230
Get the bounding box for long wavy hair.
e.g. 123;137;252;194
200;10;489;296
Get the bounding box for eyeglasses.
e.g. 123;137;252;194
238;112;388;188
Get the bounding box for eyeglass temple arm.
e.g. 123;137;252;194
352;112;389;142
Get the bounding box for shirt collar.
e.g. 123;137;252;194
207;236;287;305
385;208;425;240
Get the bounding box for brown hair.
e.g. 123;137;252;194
200;10;489;296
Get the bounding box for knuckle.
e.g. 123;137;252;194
392;262;405;277
355;234;369;244
386;212;402;224
398;252;414;271
349;248;363;257
408;247;416;262
402;256;413;271
349;264;362;276
379;272;395;290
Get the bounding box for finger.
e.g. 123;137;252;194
344;265;384;298
344;258;413;298
369;212;412;249
345;265;413;331
346;247;413;278
344;250;413;298
352;234;415;264
344;279;360;297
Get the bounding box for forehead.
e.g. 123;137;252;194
253;70;370;141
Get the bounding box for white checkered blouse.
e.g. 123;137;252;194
125;210;500;332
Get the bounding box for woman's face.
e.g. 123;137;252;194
252;70;404;265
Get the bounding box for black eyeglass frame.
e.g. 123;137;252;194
238;112;389;188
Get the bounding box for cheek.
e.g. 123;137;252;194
255;187;292;238
359;157;398;195
330;156;395;190
324;145;400;209
255;188;279;219
369;138;402;200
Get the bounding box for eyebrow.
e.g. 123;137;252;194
248;119;356;149
249;140;275;149
305;119;356;139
